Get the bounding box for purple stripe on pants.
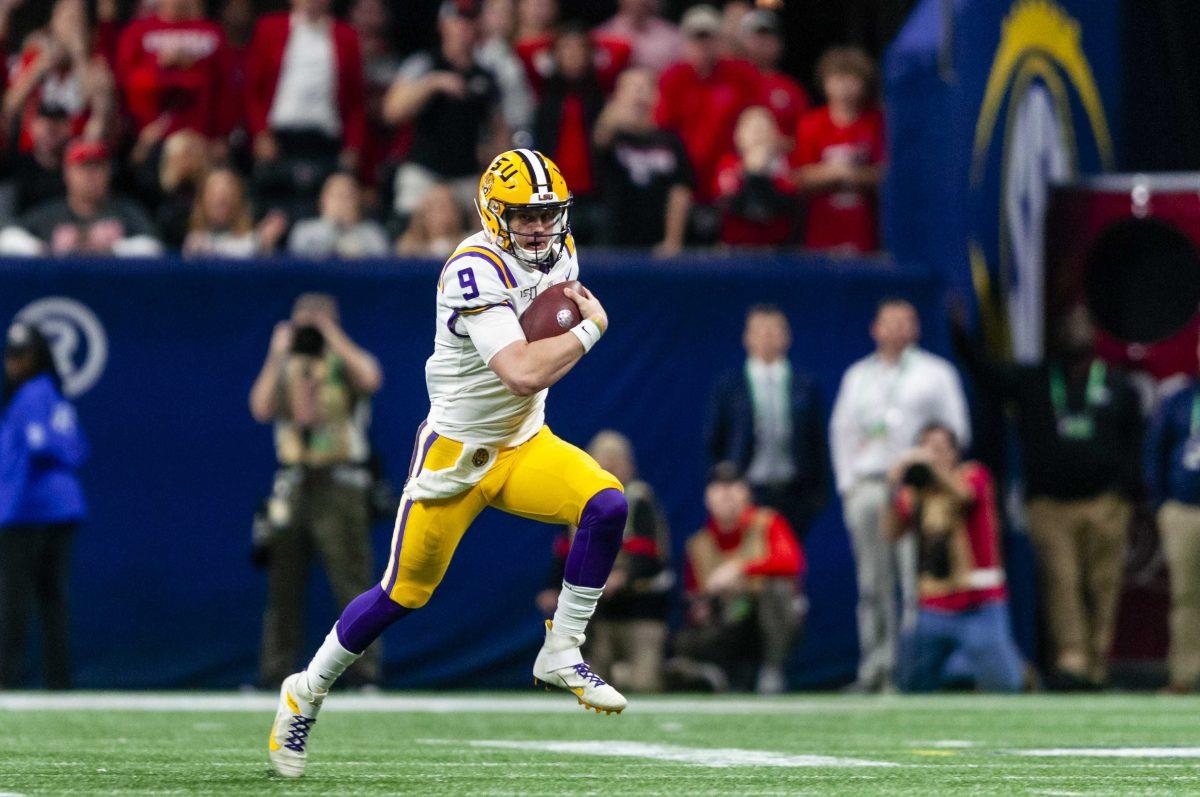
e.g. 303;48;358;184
385;429;439;594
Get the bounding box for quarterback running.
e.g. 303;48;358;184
268;149;629;778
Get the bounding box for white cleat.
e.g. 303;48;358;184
268;672;325;778
532;620;627;715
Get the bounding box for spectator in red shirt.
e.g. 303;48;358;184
672;462;805;693
793;47;885;253
715;106;796;247
246;0;367;218
533;23;604;243
515;0;632;97
654;5;762;209
596;0;682;75
116;0;236;149
887;423;1025;693
4;0;115;154
739;9;808;141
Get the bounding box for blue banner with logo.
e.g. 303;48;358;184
884;0;1120;361
0;254;973;689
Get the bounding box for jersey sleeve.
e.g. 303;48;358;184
439;250;524;363
460;308;525;364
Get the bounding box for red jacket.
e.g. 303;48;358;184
116;16;237;138
244;13;366;153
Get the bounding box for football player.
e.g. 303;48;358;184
269;150;629;778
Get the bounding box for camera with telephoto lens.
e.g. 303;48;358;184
901;461;934;490
291;325;326;357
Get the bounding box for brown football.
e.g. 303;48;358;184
519;280;583;341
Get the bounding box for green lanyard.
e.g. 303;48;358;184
858;350;911;438
745;359;791;417
1191;392;1200;438
1049;360;1106;441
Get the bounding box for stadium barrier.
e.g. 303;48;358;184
0;253;1032;688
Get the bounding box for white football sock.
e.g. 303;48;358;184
550;581;604;640
304;627;361;695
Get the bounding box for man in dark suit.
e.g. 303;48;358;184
706;304;828;539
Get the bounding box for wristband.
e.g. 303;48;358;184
569;317;604;353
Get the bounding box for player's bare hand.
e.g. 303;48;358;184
563;284;607;333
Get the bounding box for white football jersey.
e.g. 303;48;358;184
424;230;580;448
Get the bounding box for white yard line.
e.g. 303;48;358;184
1012;748;1200;758
421;739;899;768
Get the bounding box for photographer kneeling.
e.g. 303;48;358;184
888;423;1025;693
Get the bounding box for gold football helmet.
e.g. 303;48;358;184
476;149;572;269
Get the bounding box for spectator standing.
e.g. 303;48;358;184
592;68;690;254
674;463;804;693
249;293;383;689
739;9;809;138
116;0;236;150
4;0;115;153
537;431;673;693
1;101;72;219
533;23;605;243
830;298;970;692
383;1;506;218
477;0;535;146
707;304;827;540
0;322;88;689
349;0;402;193
1145;339;1200;693
889;423;1025;693
394;182;465;259
246;0;367;218
655;5;761;209
793;47;885;253
184;168;287;258
953;305;1142;687
0;139;161;256
597;0;682;75
714;106;797;247
288;173;389;259
131;128;210;250
593;67;691;254
515;1;631;97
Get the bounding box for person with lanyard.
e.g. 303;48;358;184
0;321;88;689
830;298;970;692
952;303;1143;689
706;304;828;542
1144;336;1200;693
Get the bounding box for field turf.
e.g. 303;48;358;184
2;692;1200;795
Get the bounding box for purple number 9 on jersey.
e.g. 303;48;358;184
458;268;479;301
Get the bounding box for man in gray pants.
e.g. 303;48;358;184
829;299;970;692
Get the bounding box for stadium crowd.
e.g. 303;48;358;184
0;0;885;258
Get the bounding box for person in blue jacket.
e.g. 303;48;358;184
0;321;87;689
1145;340;1200;694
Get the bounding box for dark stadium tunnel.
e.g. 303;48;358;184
1083;216;1200;344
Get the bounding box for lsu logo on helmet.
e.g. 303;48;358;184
475;149;573;269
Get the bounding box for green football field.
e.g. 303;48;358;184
3;692;1200;795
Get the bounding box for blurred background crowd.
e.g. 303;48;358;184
0;0;903;259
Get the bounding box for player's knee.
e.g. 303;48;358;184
583;487;628;536
388;581;435;610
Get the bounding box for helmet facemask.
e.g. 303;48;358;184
498;200;572;270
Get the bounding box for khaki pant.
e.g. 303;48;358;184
1026;492;1131;682
588;619;668;693
259;472;379;688
1158;501;1200;688
844;479;917;688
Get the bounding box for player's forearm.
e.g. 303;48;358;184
492;334;585;397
